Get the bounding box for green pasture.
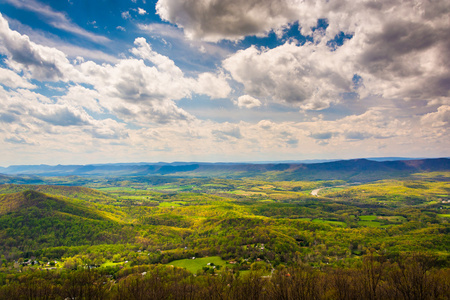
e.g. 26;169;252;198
358;215;382;227
100;261;127;268
359;215;406;225
167;256;226;273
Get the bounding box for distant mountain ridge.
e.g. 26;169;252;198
0;158;449;181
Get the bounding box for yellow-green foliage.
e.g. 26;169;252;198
324;176;449;206
0;184;116;203
0;192;30;215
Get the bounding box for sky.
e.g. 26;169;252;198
0;0;449;166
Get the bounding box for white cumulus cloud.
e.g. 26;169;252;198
0;67;37;89
223;42;352;110
138;8;147;15
421;105;450;128
236;95;261;109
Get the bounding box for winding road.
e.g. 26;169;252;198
311;188;323;196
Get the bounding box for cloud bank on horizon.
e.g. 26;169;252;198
0;0;448;165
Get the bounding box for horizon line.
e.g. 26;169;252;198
2;156;449;168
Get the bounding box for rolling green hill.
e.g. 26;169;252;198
0;190;136;256
0;184;116;203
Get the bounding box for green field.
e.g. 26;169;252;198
167;256;226;273
358;220;381;227
100;261;127;268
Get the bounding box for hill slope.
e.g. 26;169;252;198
0;184;115;203
0;191;135;255
0;190;105;219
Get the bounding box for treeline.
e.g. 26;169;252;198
0;253;449;299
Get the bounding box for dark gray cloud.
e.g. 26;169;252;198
352;1;450;102
360;21;445;78
156;0;298;41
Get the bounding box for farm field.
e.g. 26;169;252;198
167;256;226;273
